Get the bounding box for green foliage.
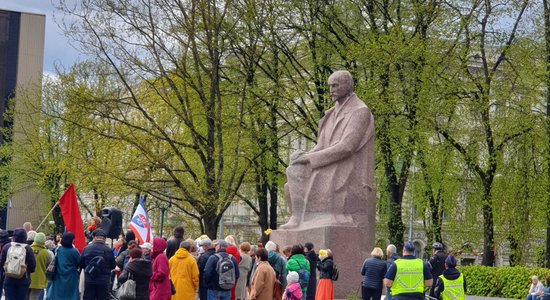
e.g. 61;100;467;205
459;266;550;299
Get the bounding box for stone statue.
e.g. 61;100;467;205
280;70;375;229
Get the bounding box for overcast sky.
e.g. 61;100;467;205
0;0;81;75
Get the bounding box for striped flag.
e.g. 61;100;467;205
128;197;152;244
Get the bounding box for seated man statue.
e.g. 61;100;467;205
281;70;375;229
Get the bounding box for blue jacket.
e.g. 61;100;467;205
198;248;216;289
204;249;240;291
0;228;36;285
80;240;116;285
361;256;387;290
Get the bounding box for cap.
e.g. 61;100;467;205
432;242;443;250
141;242;151;250
27;231;36;241
265;241;277;252
445;254;457;267
92;229;106;238
287;271;299;284
34;232;46;244
216;240;228;247
200;238;212;246
404;241;415;252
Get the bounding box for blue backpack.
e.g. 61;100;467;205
297;261;310;288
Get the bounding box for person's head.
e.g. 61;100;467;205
240;242;251;253
27;231;36;242
92;229;106;241
0;229;9;244
532;275;540;285
319;249;333;260
225;235;236;246
180;240;192;251
200;238;213;250
61;232;75;248
23;222;32;232
328;70;354;102
287;271;299;284
265;241;277;253
403;241;415;256
45;239;56;250
386;244;397;258
304;242;314;253
125;230;136;243
129;248;143;260
290;244;305;256
152;237;167;258
371;247;383;258
127;240;138;250
90;216;102;227
173;226;185;239
215;240;228;252
141;242;151;254
185;238;197;253
445;254;457;269
256;248;268;262
34;232;46;245
432;242;444;254
282;245;292;258
55;233;62;243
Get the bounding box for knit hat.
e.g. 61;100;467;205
287;271;299;284
27;230;36;241
34;232;46;245
445;254;457;267
265;241;277;252
404;241;415;252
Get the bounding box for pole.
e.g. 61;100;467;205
159;208;166;238
36;202;60;231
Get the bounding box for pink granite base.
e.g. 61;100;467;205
270;224;374;298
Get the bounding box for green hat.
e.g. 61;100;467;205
34;232;46;245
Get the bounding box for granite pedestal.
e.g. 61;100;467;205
271;221;374;298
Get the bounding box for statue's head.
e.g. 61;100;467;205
328;70;354;102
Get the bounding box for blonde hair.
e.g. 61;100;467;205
371;247;384;258
225;235;236;246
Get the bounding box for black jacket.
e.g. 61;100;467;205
80;240;116;285
0;228;36;285
429;251;447;279
198;248;216;289
119;258;153;300
361;256;387;290
433;267;467;300
166;237;183;260
317;257;334;279
305;250;318;300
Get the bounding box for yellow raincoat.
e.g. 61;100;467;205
168;247;199;300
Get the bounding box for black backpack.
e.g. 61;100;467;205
85;256;105;279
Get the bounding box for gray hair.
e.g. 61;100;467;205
180;241;192;251
387;244;397;254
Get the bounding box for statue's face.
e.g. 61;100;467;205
328;73;352;102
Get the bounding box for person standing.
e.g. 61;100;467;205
118;248;152;300
169;241;199;300
0;229;10;297
265;241;287;299
198;238;216;300
46;232;81;300
249;248;275;300
429;242;447;297
360;247;387;300
225;235;241;300
285;245;310;299
315;249;335;300
166;226;185;260
385;244;399;300
1;227;36;300
283;271;303;300
433;255;466;300
204;240;240;300
384;242;433;300
304;242;317;300
80;229;116;300
236;242;252;300
149;237;172;300
28;232;51;299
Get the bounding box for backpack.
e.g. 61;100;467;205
4;242;27;279
297;261;310;289
215;253;236;290
85;256;106;279
331;263;339;281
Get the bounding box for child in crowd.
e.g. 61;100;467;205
283;271;303;300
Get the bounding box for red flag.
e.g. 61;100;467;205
58;184;86;253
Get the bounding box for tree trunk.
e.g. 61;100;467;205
481;186;495;266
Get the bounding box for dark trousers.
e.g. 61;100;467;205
200;286;208;300
362;287;382;300
83;282;109;300
4;280;30;300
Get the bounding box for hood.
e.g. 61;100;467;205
443;267;461;280
268;251;280;263
289;253;307;264
152;237;167;258
126;259;153;277
174;248;190;259
12;228;27;243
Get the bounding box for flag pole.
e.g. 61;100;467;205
36;202;60;231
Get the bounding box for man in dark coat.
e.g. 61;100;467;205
80;229;116;300
166;226;184;259
304;242;318;300
385;244;399;300
198;238;216;300
429;242;447;297
204;240;240;299
1;228;36;300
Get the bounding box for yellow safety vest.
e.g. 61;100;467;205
439;274;465;300
392;258;425;295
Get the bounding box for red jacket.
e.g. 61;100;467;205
149;238;171;300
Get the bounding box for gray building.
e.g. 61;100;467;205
0;9;45;229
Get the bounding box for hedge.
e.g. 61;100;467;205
458;266;550;299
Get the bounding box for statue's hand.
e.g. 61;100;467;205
292;155;310;165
